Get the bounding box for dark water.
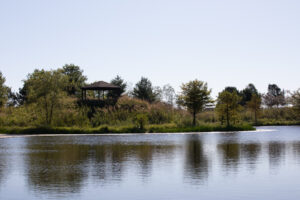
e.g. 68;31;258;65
0;126;300;200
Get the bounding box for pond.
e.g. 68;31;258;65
0;126;300;200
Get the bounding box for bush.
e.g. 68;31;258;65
133;114;148;130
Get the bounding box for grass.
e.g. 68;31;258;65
255;119;300;126
148;123;255;133
0;123;255;135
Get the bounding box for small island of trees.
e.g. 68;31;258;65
0;64;299;134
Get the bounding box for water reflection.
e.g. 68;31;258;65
268;142;286;169
241;143;261;170
25;139;90;194
24;137;176;194
1;126;300;200
292;142;300;164
0;146;8;186
218;142;240;173
184;135;209;184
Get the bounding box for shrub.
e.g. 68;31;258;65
133;113;148;130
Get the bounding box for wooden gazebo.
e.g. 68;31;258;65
81;81;121;107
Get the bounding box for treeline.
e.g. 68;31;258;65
0;64;299;132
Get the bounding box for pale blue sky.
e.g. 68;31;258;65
0;0;299;97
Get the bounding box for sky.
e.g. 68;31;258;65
0;0;299;97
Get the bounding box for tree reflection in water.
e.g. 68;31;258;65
218;134;240;174
24;138;90;194
184;135;209;185
268;142;286;169
24;136;176;195
241;143;261;171
0;143;9;187
292;142;300;163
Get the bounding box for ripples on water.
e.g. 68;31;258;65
0;126;300;200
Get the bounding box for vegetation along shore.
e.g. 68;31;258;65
0;64;299;134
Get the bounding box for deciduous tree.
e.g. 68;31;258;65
0;71;9;108
25;69;67;125
162;84;176;106
216;90;242;127
291;89;300;119
264;84;285;108
177;80;212;126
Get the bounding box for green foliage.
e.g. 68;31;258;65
162;84;175;105
216;90;242;127
247;94;262;125
291;89;300;119
110;75;127;95
133;114;148;130
25;69;68;125
177;80;212;126
224;86;240;94
240;84;258;105
132;77;159;103
148;107;169;124
264;84;286;107
61;64;87;96
0;66;298;133
0;71;9;108
0;123;255;135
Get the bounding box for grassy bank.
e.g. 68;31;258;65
0;123;255;135
255;120;300;126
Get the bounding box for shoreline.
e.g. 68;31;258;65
0;124;255;135
0;128;277;139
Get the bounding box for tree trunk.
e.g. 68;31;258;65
193;111;196;126
49;102;54;126
44;97;49;125
226;104;230;127
254;110;257;125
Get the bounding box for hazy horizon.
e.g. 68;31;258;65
1;0;299;97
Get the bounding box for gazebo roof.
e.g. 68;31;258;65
82;81;120;90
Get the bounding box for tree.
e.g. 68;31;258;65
224;86;240;94
263;84;285;108
177;80;212;126
0;71;9;108
7;88;18;107
216;90;242;127
109;75;127;98
290;89;300;119
247;94;262;125
153;86;162;102
132;77;159;103
240;83;258;106
61;64;87;96
162;84;176;106
25;69;67;125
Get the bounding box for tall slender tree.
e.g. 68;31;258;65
247;94;262;125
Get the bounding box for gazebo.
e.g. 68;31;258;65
81;81;121;107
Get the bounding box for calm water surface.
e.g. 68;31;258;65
0;126;300;200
